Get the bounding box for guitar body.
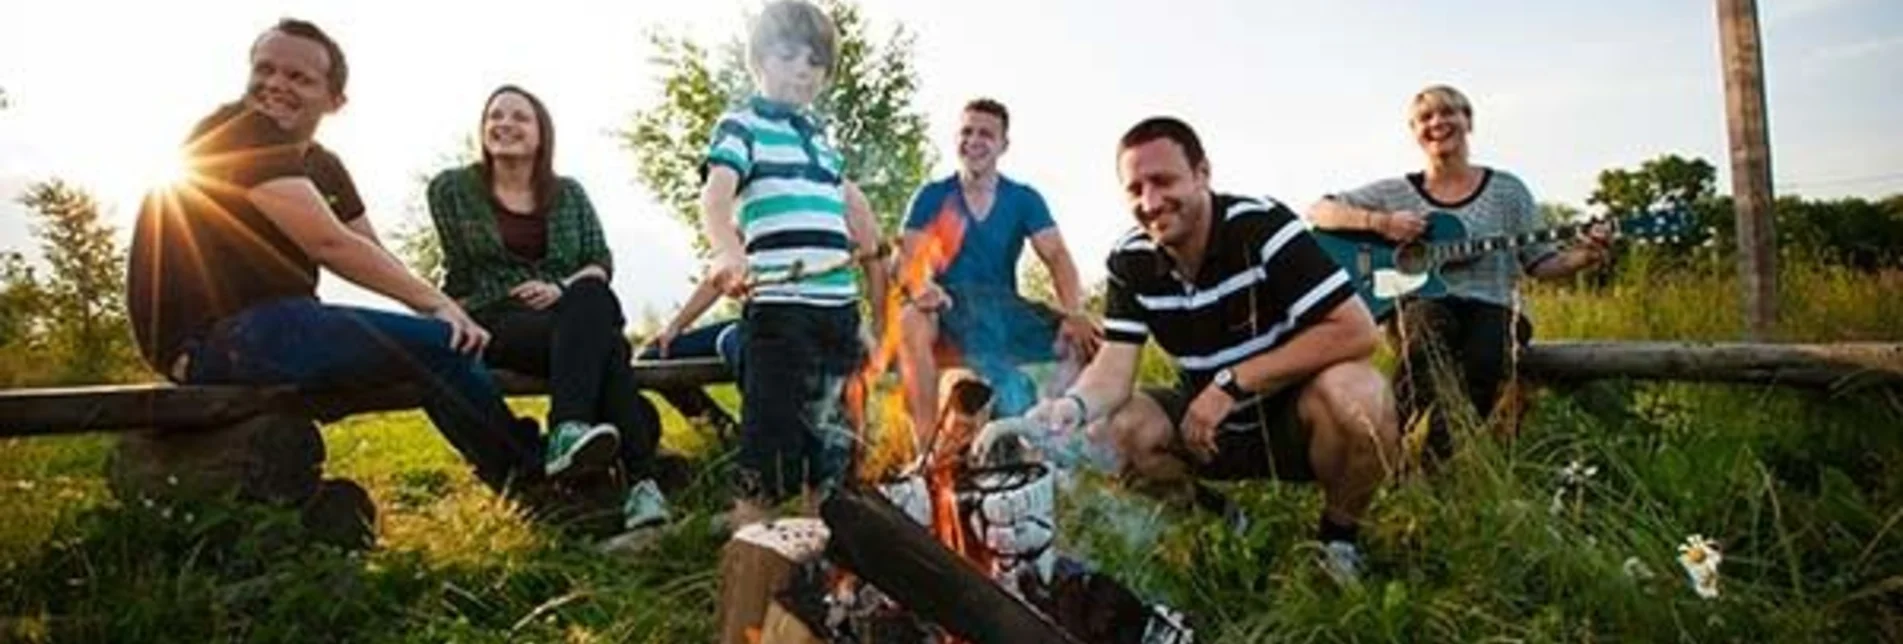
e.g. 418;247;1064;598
1312;212;1470;322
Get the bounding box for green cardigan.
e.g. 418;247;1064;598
425;165;614;314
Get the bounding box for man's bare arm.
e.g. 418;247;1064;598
344;215;384;249
1229;297;1380;397
250;178;448;313
1029;228;1086;314
1063;340;1143;425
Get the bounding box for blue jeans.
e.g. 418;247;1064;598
179;297;540;493
938;284;1063;416
636;318;743;374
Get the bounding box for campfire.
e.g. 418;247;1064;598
726;205;1194;643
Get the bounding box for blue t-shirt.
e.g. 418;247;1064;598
902;173;1055;291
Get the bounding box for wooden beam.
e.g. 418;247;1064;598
0;358;732;438
1718;0;1778;338
1520;341;1903;390
7;343;1896;441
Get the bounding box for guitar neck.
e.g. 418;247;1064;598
1429;222;1587;261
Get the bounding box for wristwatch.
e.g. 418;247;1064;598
1212;367;1248;401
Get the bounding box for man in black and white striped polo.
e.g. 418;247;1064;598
1028;117;1401;583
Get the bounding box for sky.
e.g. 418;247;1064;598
2;0;1899;325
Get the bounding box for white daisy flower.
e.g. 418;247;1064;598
1677;534;1723;599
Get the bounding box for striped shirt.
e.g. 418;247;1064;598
702;95;857;307
1102;193;1356;392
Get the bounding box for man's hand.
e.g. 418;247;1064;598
509;280;564;310
428;301;491;355
1025;394;1087;436
908;279;952;312
1054;311;1103;363
1179;385;1237;463
708;250;751;298
1374;209;1428;242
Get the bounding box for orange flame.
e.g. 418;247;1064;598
853;200;968;481
834;202;989;642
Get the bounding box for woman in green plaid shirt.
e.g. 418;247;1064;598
426;85;669;532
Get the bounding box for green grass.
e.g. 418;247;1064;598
3;261;1901;642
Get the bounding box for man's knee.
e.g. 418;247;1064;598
1303;361;1397;441
1104;394;1180;479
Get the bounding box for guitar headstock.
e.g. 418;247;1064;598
1607;207;1699;245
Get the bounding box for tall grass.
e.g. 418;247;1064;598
1;259;1899;642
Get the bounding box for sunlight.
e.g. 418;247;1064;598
112;143;192;203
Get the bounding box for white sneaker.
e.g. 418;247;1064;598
1321;540;1365;586
622;478;671;530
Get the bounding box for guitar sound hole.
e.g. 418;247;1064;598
1394;243;1431;274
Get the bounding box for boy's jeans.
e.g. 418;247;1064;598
735;301;864;505
178;297;541;493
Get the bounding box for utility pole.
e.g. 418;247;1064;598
1717;0;1777;339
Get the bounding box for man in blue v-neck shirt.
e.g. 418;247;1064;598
897;98;1101;447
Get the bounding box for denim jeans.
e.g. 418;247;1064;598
635;318;743;374
735;302;864;505
938;283;1063;417
180;297;540;493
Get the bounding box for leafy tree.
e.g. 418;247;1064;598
392;135;480;286
15;179;138;382
1588;154;1717;215
0;252;44;347
619;0;936;255
1538;201;1584;227
1773;195;1903;270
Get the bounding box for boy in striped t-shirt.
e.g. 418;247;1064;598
697;0;888;527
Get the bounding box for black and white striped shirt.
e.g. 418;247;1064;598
1102;193;1356;391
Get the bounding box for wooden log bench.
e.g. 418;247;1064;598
0;357;738;548
0;357;737;438
1;343;1897;548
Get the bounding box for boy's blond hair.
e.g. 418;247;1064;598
748;1;839;76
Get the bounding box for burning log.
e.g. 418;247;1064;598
819;485;1082;643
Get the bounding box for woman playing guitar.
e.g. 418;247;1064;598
1305;84;1611;466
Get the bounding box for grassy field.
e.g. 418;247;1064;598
2;257;1900;642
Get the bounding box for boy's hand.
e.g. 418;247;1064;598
708;250;751;298
647;324;681;358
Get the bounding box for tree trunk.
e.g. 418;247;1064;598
1521;341;1903;390
1717;0;1778;338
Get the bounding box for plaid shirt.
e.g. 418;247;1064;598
426;165;614;314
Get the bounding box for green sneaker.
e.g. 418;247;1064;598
623;478;671;530
545;421;619;479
